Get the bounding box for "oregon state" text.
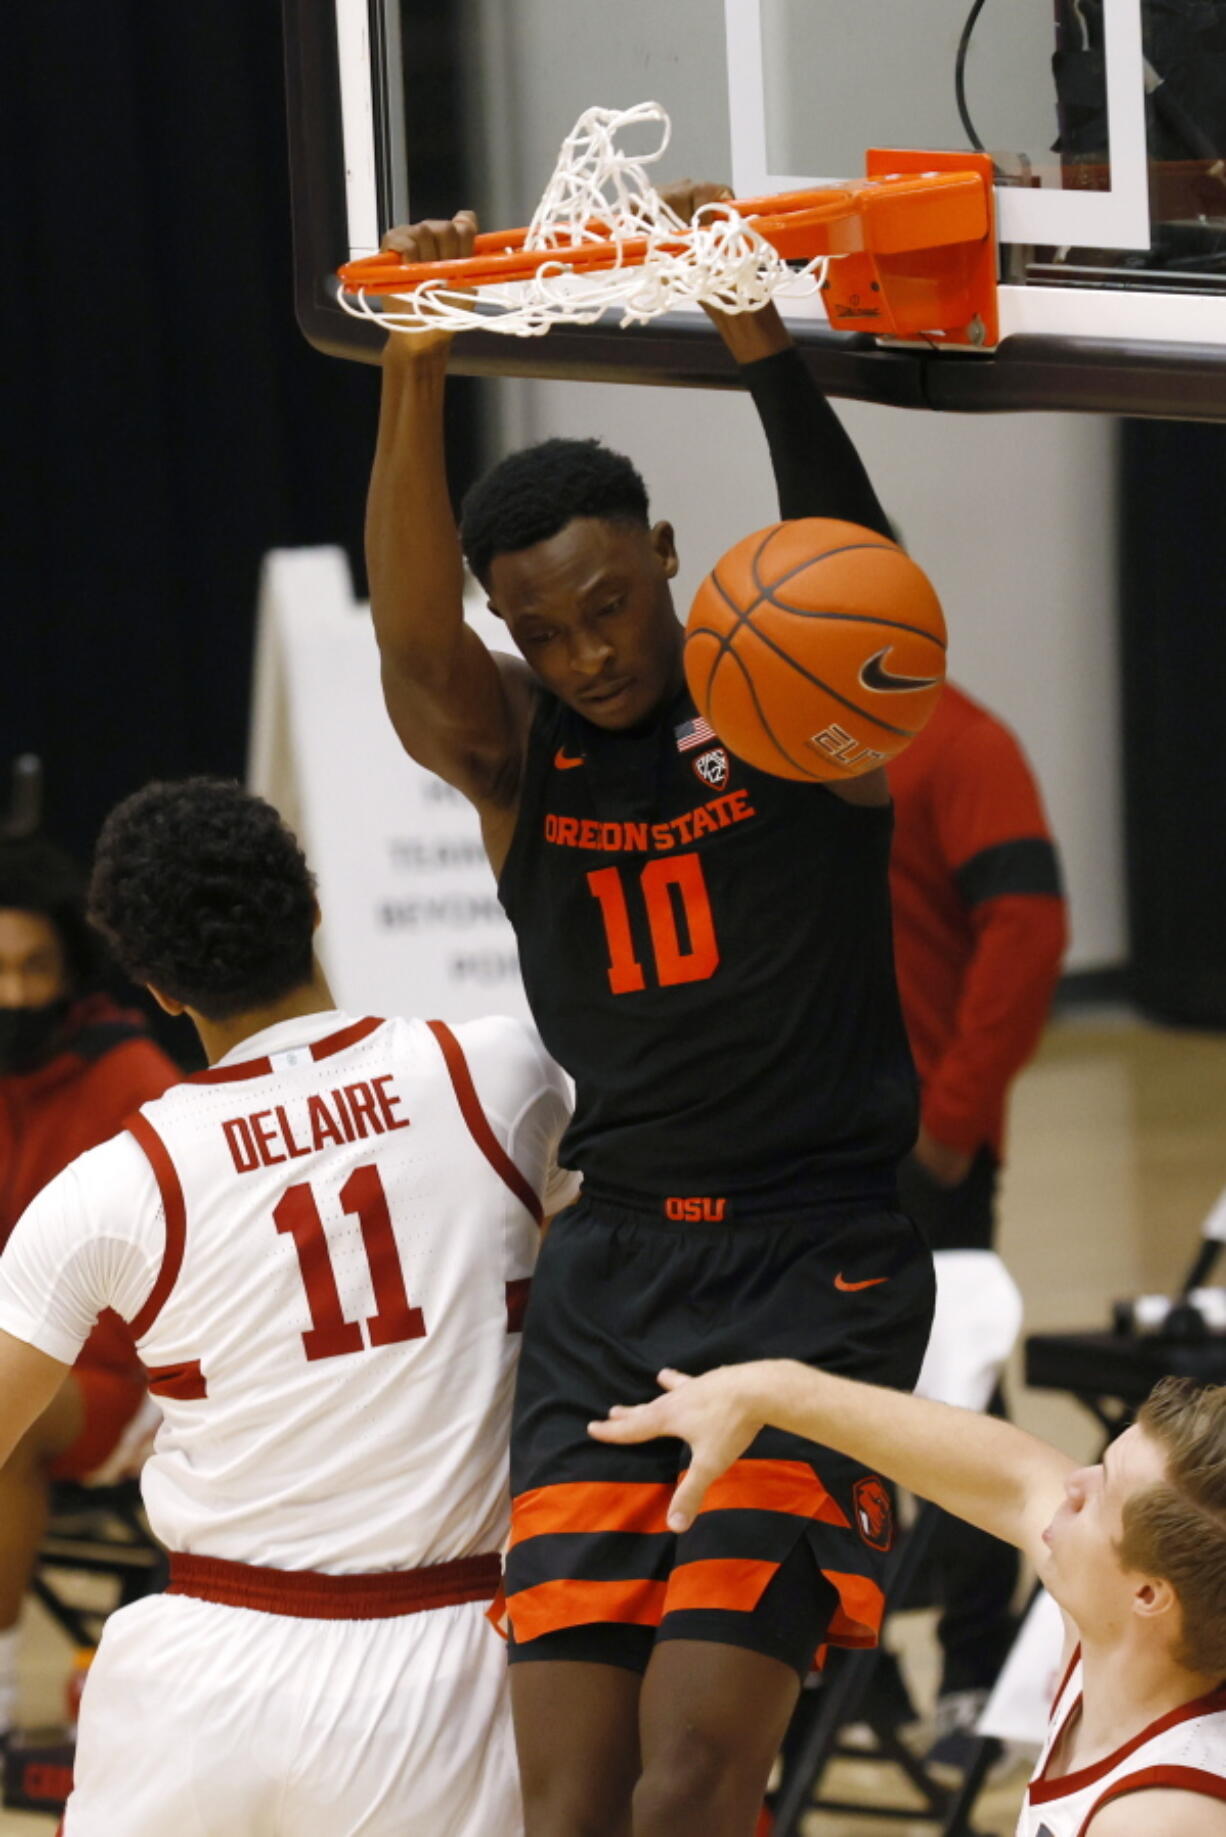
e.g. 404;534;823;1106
544;789;757;855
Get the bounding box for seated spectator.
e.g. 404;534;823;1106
0;837;179;1744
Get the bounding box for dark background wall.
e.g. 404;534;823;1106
1120;418;1226;1027
2;0;476;867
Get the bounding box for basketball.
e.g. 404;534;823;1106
684;518;947;782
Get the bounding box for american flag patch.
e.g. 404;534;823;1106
674;714;717;753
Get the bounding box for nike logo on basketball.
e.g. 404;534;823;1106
554;749;585;770
859;649;941;694
834;1273;888;1292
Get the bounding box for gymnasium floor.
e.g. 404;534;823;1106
5;1008;1226;1834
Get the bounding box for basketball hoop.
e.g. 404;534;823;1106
337;104;998;348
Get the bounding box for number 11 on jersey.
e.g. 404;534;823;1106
273;1162;427;1361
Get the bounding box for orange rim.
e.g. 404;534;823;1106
336;186;866;293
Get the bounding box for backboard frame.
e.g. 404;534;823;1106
725;0;1152;252
283;0;1226;420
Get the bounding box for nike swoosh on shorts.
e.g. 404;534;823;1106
833;1272;889;1292
554;749;585;770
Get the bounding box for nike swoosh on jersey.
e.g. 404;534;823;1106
859;649;942;694
554;749;585;770
833;1272;889;1292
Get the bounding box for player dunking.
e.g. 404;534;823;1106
366;189;935;1837
0;779;576;1837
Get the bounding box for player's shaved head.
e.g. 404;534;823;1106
88;779;317;1021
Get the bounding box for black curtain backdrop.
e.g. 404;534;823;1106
3;1;477;867
1120;419;1226;1025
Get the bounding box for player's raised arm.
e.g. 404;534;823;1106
365;212;537;824
712;303;892;537
590;1360;1072;1566
656;176;894;541
660;184;896;805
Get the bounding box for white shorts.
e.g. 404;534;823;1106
63;1592;521;1836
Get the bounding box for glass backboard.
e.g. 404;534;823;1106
284;0;1226;416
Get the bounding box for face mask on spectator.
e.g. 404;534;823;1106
0;996;73;1074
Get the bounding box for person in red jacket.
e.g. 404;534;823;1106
0;837;180;1743
887;680;1068;1770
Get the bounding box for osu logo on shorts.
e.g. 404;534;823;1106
692;746;729;789
852;1476;894;1552
664;1195;728;1222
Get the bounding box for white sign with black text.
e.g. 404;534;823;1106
248;546;530;1025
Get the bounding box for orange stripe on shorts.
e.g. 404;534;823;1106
685;1458;851;1528
663;1556;779;1615
824;1569;887;1647
510;1480;674;1547
507;1575;669;1642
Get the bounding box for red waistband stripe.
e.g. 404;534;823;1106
166;1550;501;1620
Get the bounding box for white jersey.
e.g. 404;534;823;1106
1019;1648;1226;1835
0;1009;578;1573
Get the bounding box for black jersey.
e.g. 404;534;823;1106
497;345;918;1212
498;682;917;1210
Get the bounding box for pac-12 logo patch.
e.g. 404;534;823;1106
853;1477;894;1552
692;746;729;789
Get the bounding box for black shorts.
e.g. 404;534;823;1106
506;1193;935;1680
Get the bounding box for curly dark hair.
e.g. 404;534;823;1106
460;437;650;588
87;779;317;1021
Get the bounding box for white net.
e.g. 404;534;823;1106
338;102;826;338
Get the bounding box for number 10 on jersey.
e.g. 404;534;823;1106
587;852;719;994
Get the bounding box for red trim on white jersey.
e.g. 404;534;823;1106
426;1020;544;1228
146;1359;207;1400
1052;1642;1082;1715
165;1548;501;1619
1076;1764;1226;1835
1030;1681;1226;1805
126;1111;188;1340
188;1015;384;1085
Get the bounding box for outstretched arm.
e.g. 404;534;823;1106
365;214;536;843
590;1360;1071;1567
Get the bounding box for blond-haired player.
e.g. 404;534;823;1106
592;1362;1226;1836
0;777;577;1837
